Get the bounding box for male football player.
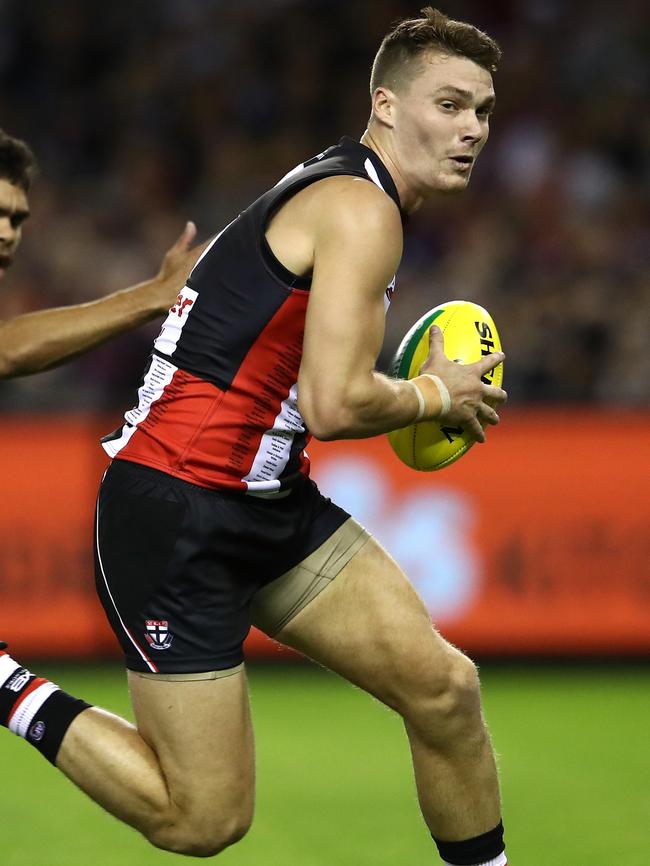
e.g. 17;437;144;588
1;10;509;865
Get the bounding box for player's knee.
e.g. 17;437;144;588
148;808;252;857
185;815;250;858
184;815;250;858
402;649;482;740
434;651;482;727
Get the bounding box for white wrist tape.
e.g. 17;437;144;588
408;375;452;422
414;374;452;418
408;379;426;422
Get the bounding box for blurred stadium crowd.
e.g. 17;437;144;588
1;0;648;410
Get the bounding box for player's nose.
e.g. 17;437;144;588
459;112;484;142
0;216;16;246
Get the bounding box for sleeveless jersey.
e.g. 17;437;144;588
102;137;403;493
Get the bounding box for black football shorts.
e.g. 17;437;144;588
93;459;354;674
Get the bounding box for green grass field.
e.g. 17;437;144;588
1;663;648;866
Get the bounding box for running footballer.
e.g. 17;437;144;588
1;10;509;866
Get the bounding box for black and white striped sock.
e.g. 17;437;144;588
0;649;90;764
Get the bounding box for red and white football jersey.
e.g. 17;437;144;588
102;137;403;493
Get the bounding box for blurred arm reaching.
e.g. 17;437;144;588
0;222;205;379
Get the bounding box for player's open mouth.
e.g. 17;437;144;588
449;156;473;170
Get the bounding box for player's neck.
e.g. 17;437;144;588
359;127;424;215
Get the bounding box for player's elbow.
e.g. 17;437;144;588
0;350;41;379
299;396;350;441
0;324;11;377
298;379;368;441
307;415;353;442
0;324;32;379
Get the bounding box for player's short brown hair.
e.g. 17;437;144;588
370;6;502;95
0;128;37;191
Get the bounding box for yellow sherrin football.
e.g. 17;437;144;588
388;300;504;471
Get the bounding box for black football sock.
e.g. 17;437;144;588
0;649;91;765
434;820;507;865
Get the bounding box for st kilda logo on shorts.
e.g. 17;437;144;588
145;620;173;651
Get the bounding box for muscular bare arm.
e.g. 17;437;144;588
297;177;416;439
0;222;205;379
296;177;506;441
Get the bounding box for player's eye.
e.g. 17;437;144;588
440;101;457;112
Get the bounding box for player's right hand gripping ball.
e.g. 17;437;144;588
388;300;504;471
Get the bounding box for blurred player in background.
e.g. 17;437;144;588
0;128;204;379
1;9;509;866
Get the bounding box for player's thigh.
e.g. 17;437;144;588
275;535;462;711
128;667;255;822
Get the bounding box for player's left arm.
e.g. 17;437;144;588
297;177;504;441
0;222;206;379
297;177;419;440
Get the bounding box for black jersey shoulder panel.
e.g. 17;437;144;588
173;138;402;391
251;136;404;290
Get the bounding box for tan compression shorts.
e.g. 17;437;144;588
251;516;370;637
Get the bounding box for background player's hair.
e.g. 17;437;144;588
0;128;37;191
370;6;502;96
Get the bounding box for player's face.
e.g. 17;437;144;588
0;178;30;281
392;52;495;197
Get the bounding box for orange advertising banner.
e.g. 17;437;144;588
308;410;650;656
1;411;649;659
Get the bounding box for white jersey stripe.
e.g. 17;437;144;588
154;287;199;357
364;157;386;192
243;382;304;491
102;354;178;459
102;421;138;458
95;502;157;673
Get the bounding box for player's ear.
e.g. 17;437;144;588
371;86;397;129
